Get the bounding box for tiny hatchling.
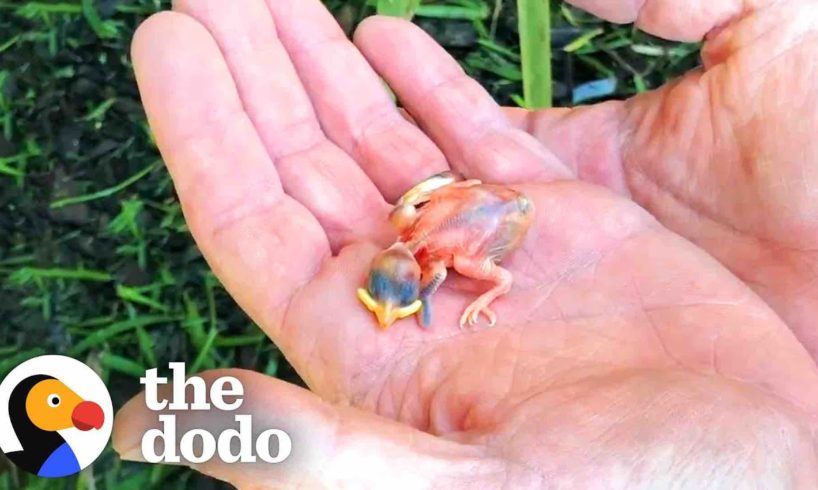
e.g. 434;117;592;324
358;172;534;329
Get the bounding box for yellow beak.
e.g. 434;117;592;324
357;288;422;329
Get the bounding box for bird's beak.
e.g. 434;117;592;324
357;289;422;329
71;400;104;431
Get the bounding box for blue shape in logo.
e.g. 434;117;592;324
37;442;81;478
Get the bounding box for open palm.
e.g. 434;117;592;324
114;1;818;487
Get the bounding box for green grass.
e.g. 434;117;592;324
377;0;422;17
0;1;700;488
518;0;553;108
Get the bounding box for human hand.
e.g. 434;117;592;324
113;1;818;487
498;0;818;362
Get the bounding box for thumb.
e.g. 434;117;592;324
113;369;507;489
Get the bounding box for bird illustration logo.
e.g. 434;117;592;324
0;355;112;478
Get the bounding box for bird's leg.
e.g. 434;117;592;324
417;260;447;328
453;256;512;328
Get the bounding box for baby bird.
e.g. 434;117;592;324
359;172;534;329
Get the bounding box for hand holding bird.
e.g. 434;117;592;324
113;0;818;487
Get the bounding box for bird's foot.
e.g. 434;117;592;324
459;299;496;328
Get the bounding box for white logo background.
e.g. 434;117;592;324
0;355;114;470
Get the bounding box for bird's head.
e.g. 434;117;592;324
24;376;104;432
357;243;422;329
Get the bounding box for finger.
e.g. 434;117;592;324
502;102;630;193
131;14;330;336
260;0;448;201
113;369;509;488
564;0;753;41
355;16;572;185
172;0;392;249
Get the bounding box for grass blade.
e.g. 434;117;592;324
8;266;112;284
116;284;168;312
0;348;45;377
377;0;421;19
135;325;157;366
81;0;118;39
215;333;265;347
189;327;219;373
100;352;146;377
415;4;489;20
182;292;207;350
69;315;181;356
563;27;604;53
50;159;162;209
517;0;553;108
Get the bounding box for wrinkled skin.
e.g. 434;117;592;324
114;0;818;488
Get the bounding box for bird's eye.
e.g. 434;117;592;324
47;394;60;407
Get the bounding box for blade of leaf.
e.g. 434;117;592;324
518;0;553;108
377;0;421;19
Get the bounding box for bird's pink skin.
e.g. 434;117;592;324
394;180;533;327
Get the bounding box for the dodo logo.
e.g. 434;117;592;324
0;355;112;478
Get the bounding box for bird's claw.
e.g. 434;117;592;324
459;301;497;329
